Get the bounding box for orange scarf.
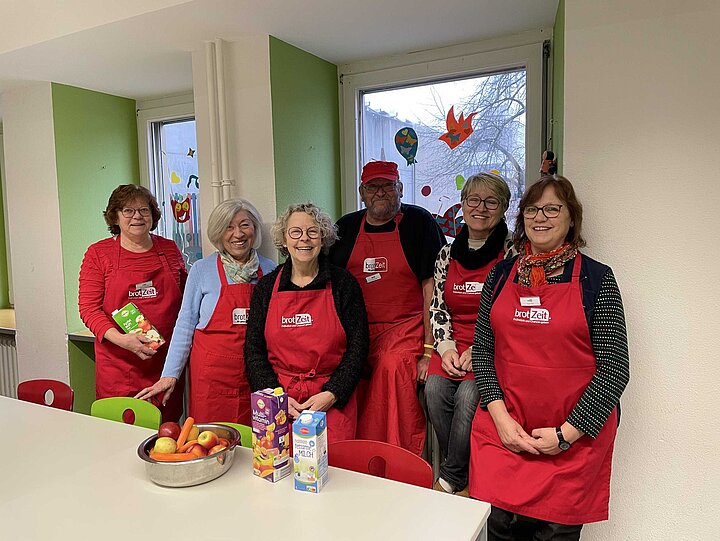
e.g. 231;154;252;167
517;241;577;287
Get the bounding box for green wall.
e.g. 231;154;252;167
269;37;341;219
0;143;10;308
52;83;139;411
552;0;565;174
52;83;139;332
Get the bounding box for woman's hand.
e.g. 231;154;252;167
531;424;584;455
487;400;540;455
441;350;466;378
288;397;304;420
416;354;430;383
298;391;337;413
458;347;473;372
105;328;157;360
134;377;177;406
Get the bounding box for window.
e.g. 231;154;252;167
342;42;544;234
137;96;201;267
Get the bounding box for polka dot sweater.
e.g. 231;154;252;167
472;254;630;438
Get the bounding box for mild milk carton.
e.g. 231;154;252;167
251;388;291;482
292;411;328;493
111;302;164;350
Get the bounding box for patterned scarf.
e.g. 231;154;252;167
219;249;260;284
517;241;577;287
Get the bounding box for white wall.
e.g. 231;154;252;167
563;2;720;539
1;83;69;383
191;36;277;260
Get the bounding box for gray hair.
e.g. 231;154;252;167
207;198;263;252
271;202;338;258
461;172;511;213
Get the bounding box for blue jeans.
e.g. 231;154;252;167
425;375;480;491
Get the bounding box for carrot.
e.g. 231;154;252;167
149;451;196;462
175;416;195;448
177;439;199;453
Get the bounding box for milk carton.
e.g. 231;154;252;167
111;302;164;349
251;388;291;482
292;411;328;493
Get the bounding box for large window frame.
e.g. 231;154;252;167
340;41;544;214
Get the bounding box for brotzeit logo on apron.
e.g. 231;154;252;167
233;308;249;325
128;287;158;299
453;281;483;294
281;313;313;328
363;257;388;273
513;307;551;324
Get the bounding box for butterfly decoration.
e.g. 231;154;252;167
172;195;191;223
394;127;419;165
433;203;463;238
439;106;477;150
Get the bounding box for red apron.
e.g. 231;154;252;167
187;255;259;425
346;214;426;456
428;249;504;380
95;237;184;422
264;272;357;443
469;254;617;524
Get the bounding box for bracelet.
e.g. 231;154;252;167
422;352;432;358
423;343;434;349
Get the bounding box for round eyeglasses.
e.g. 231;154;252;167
522;204;563;219
287;227;321;240
121;207;151;218
463;195;500;210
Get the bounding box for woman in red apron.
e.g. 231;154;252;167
244;203;369;444
79;185;187;422
426;172;514;496
135;199;275;426
469;176;630;540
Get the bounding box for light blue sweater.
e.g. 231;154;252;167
162;252;276;379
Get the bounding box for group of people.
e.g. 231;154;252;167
79;161;629;541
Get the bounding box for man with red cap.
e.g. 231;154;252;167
329;160;444;455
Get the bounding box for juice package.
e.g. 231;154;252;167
251;387;291;482
292;410;328;493
111;302;164;350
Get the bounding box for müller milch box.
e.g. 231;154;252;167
292;410;328;493
251;388;291;482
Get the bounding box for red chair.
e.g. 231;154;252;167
17;379;74;411
329;439;433;488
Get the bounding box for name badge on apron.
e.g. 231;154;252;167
135;280;153;290
520;296;541;307
366;273;382;284
232;308;249;325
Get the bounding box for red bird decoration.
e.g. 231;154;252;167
439;106;477;149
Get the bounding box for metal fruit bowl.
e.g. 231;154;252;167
137;423;241;487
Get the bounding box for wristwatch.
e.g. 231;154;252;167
556;426;571;451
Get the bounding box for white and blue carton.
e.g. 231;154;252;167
292;411;328;493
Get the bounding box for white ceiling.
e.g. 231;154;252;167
0;0;558;101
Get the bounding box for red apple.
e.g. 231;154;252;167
157;422;181;440
186;443;207;458
197;430;219;449
208;444;227;455
153;437;177;454
217;438;230;448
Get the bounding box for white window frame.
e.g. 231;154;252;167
340;41;545;215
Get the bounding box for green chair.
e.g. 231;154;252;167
215;421;253;449
91;397;162;430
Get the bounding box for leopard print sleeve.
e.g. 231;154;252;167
429;244;456;355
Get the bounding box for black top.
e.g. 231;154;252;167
472;253;630;438
328;203;445;282
243;255;369;409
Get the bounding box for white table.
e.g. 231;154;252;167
0;396;490;540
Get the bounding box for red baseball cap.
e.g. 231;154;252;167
360;161;399;184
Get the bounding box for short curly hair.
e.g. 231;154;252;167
103;184;161;235
271;202;338;258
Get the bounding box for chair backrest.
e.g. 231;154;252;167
215;421;253;449
17;379;74;411
90;397;161;430
329;439;434;488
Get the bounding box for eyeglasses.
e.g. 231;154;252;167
287;227;322;240
522;204;564;219
362;182;398;195
464;195;500;210
121;207;151;218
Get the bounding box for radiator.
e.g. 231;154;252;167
0;334;18;398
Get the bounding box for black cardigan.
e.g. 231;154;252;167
244;255;369;408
